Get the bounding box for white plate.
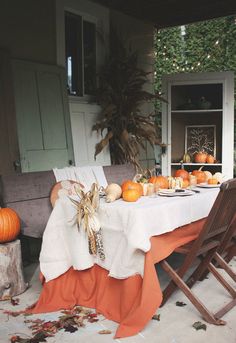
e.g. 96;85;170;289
158;190;194;197
196;183;220;188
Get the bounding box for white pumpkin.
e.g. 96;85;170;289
212;172;223;183
204;171;213;181
105;183;122;202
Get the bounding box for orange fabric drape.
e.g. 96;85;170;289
29;218;205;338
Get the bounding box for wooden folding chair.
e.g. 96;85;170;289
160;178;236;325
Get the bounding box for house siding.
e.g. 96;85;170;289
0;0;56;64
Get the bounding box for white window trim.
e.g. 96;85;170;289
56;0;109;103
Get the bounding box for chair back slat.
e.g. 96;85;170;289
191;179;236;253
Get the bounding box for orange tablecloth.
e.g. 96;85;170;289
30;218;205;338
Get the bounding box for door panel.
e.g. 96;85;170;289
12;60;74;172
13;69;43;151
70;102;111;166
37;72;67;149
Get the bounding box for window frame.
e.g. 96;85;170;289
56;3;100;103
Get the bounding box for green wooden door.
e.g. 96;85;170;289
12;60;74;172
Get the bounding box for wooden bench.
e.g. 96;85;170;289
0;165;136;239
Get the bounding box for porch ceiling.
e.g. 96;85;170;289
91;0;236;28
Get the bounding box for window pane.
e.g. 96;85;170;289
65;12;83;96
83;21;96;95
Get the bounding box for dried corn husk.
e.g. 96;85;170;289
70;183;105;260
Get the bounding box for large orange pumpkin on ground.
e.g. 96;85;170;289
0;208;20;243
192;170;207;184
149;175;169;189
121;180;143;196
122;189;140;202
174;169;189;180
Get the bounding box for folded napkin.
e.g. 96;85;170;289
53;166;108;192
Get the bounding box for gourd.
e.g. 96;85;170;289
204;171;213;181
189;174;197;186
182;179;190;188
174;169;189;180
168;176;183;189
105;183;122;202
149;175;169;189
0;208;20;243
142;183;154;196
122;189;140;202
212;172;223;183
194;152;208;163
182;153;191;163
121;180;143;196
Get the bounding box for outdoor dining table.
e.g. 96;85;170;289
30;187;220;338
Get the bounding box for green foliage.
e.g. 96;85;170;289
154;16;236;175
154;16;236;99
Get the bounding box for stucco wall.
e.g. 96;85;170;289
110;10;156;169
0;0;56;64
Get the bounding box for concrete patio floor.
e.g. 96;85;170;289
0;255;235;343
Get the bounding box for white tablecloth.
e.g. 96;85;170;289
53;166;108;192
40;188;219;282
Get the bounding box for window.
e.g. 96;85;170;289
65;11;96;97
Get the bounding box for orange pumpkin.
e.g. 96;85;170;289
122;189;140;202
206;155;215;164
192;170;207;184
194;152;208;163
182;179;190;188
0;208;20;243
174;169;189;180
121;180;143;196
149;175;169;189
208;178;218;185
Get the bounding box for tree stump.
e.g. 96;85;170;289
0;239;28;300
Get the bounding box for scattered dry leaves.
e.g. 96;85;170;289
176;301;187;307
152;314;160;321
8;306;101;342
98;330;112;334
192;321;207;331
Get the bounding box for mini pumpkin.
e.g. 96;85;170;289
121;180;143;196
182;179;190;188
149;175;169;189
192;169;207;184
122;189;140;202
208;178;218;185
206;155;215;164
194;152;208;163
174;169;189;180
0;208;20;243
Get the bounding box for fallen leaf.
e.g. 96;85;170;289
192;321;207;331
11;297;20;306
64;325;78;333
98;330;112;334
176;301;187;307
152;314;160;321
31;331;48;342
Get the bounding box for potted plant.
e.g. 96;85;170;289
93;30;166;168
